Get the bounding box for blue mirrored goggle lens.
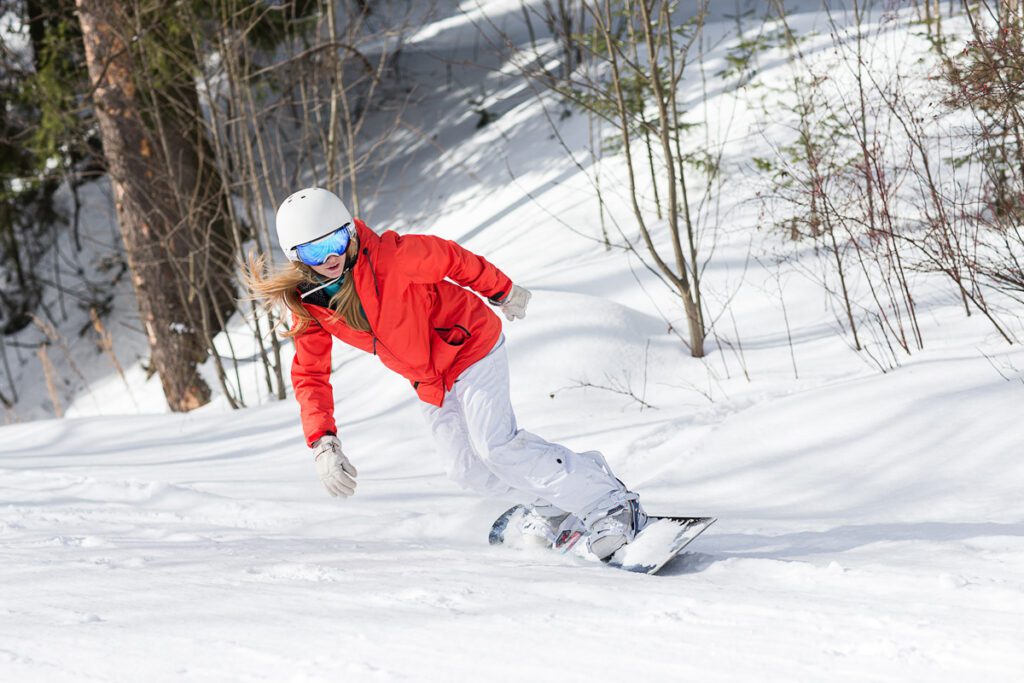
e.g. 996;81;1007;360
294;225;351;266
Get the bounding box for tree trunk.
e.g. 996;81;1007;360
1002;0;1023;31
75;0;234;411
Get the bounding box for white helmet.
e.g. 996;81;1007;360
275;187;354;262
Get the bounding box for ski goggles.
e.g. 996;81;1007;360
293;224;352;266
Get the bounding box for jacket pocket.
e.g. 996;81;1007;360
433;324;471;347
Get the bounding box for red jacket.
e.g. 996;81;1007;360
291;220;513;446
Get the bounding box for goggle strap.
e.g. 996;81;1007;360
297;223;351;249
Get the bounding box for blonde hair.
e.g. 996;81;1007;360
243;236;369;337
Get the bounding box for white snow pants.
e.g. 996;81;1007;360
421;336;623;516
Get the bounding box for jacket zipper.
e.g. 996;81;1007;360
364;247;381;356
357;245;460;395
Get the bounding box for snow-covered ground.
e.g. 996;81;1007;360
2;2;1023;680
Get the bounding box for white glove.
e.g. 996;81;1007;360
495;285;531;321
313;435;358;498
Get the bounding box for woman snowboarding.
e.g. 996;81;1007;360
247;187;645;558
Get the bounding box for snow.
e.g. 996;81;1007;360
2;1;1024;681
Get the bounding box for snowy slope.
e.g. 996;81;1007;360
2;2;1024;681
2;323;1022;681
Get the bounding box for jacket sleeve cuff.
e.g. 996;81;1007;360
487;275;514;305
306;429;336;448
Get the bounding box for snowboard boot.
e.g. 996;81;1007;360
582;493;647;560
520;501;571;544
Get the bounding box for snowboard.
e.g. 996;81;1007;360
489;504;716;575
